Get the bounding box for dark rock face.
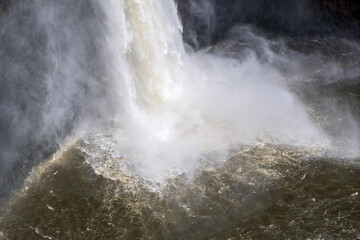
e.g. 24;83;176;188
0;0;12;12
177;0;360;48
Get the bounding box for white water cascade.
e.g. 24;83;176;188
79;0;328;180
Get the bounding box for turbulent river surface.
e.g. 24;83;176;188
1;0;360;239
1;135;360;239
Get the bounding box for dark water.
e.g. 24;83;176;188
1;141;360;239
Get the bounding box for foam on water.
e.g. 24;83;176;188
1;1;360;239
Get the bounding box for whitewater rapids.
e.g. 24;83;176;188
1;0;360;239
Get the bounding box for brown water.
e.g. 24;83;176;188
1;139;360;240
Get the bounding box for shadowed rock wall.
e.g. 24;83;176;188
177;0;360;48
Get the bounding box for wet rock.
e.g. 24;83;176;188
177;0;360;49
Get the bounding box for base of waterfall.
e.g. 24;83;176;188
1;131;360;239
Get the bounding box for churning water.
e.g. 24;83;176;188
0;0;360;239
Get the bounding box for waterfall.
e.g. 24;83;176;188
3;0;354;188
82;0;327;179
